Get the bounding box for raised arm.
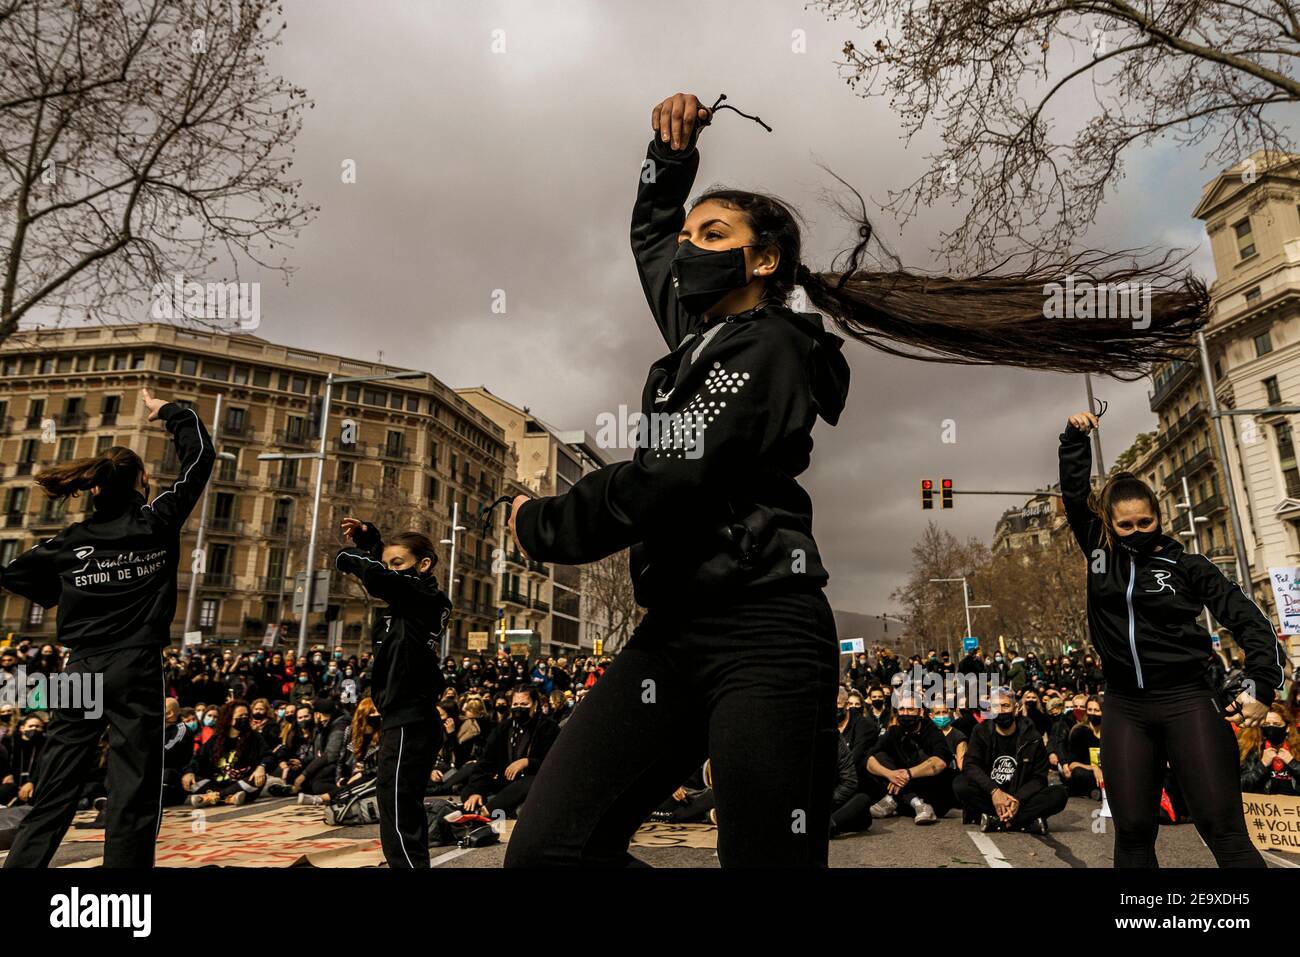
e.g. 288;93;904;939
143;395;216;531
631;93;711;350
1058;413;1101;554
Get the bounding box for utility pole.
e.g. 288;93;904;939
183;394;236;637
1197;331;1255;597
439;500;466;660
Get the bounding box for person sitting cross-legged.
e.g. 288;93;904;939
954;687;1068;834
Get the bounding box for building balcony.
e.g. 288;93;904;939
531;597;550;613
212;469;253;486
57;412;87;430
98;412;119;427
31;512;68;529
1148;359;1195;411
273;429;315;448
380;445;411;463
220;421;252;439
502;589;529;607
1162;447;1215;489
272;473;308;492
331;439;376;457
207;515;245;535
14;461;36;476
528;559;549;575
505;550;528;567
257;575;290;593
0;417;11;436
4;512;24;528
200;573;237;588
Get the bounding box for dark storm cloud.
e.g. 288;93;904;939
250;0;1211;617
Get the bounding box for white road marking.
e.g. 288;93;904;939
1263;851;1299;868
429;847;474;867
967;831;1013;868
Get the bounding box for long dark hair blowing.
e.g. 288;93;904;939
35;446;144;504
691;183;1206;379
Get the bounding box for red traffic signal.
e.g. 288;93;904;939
921;479;934;509
941;478;953;508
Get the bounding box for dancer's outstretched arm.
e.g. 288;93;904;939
1058;411;1102;555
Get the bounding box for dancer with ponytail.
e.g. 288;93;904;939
1;388;214;867
500;91;1212;868
334;518;451;868
1060;409;1285;867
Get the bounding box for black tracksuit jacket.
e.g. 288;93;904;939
513;128;852;609
334;525;451;728
0;402;214;657
463;713;560;797
1060;423;1286;704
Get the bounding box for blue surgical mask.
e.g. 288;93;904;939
931;715;952;729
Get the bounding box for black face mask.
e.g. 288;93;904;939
1119;527;1162;552
993;712;1016;728
1088;714;1102;727
669;241;751;314
511;707;531;724
1262;726;1287;747
897;714;921;733
233;717;250;731
835;707;848;722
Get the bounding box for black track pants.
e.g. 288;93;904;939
503;587;840;868
1101;684;1264;868
5;646;164;868
376;721;441;868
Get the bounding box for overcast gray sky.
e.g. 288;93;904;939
235;0;1227;618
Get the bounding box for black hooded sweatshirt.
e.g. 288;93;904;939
1059;423;1285;704
513;127;851;609
334;524;451;728
0;402;214;658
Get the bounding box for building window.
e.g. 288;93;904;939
159;353;178;373
232;365;249;385
202;361;230;381
57;437;76;462
1245;286;1262;305
0;540;17;565
1235;218;1256;260
93;353;110;371
1254;330;1273;357
1265;376;1282;406
180;357;197;376
253;367;270;387
1275;422;1300;498
199;599;219;628
95;435;113;454
27;603;44;626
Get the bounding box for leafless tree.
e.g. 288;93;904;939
814;0;1298;267
0;0;316;344
580;550;643;654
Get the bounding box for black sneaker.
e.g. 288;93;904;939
1026;817;1048;835
979;813;1002;832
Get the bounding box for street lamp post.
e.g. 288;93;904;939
259;369;425;658
273;495;295;644
182;393;237;637
1176;475;1215;637
929;576;991;661
439;500;467;660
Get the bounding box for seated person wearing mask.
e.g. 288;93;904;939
865;693;955;825
1061;695;1104;798
461;685;559;818
954;687;1069;833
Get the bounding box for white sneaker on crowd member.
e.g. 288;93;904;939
869;795;897;819
297;793;324;806
911;799;937;825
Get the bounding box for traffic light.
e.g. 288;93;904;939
941;478;953;509
921;479;934;509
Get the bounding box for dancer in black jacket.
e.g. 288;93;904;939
1;389;214;867
1060;410;1285;867
499;88;1217;868
335;518;451;868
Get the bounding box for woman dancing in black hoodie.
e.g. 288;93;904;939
502;91;1211;868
